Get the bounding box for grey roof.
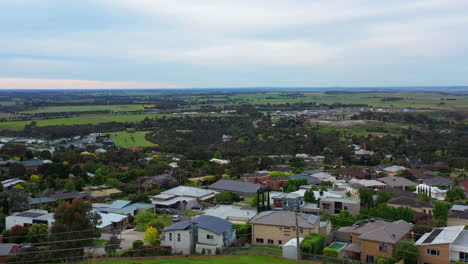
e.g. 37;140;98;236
0;243;18;256
143;173;175;184
209;179;267;194
192;215;233;235
16;211;46;218
380;188;417;198
388;196;434;208
451;204;468;212
289;174;322;185
28;196;57;205
449;209;468;220
49;191;87;200
249;211;319;228
164;221;192;232
422;177;454;186
340;219;413;244
378;176;417;187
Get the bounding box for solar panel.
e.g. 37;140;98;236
423;228;443;243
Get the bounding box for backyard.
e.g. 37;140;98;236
89;256;295;264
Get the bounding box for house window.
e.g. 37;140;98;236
427;249;440;256
300;228;303;234
344;206;348;210
177;233;181;242
169;233;172;241
366;255;374;264
268;239;274;244
207;234;214;239
278;240;282;245
460;252;468;262
256;238;264;243
379;243;387;252
207;249;212;254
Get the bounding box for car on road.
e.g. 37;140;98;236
171;215;180;222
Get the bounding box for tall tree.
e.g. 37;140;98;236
50;199;101;261
394;239;419;264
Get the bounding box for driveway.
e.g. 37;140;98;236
119;229;145;249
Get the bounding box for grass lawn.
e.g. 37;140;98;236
93;239;107;248
135;216;173;232
90;256;294;264
110;131;155;148
231;246;282;256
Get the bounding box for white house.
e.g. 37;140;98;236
192;215;236;255
161;215;236;255
161;221;194;255
416;225;468;263
416;184;447;201
5;209;54;230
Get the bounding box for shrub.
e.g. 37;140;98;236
215;192;240;203
148;220;165;231
323;248;338;257
133;240;144;249
201;248;206;255
215;248;220;255
300;233;325;255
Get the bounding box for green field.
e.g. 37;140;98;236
22;104;154;113
110;131;155;148
0;113;178;131
90;256;294;264
228;92;468;108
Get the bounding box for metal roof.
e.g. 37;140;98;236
192;215;233;235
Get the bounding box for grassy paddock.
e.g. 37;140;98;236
22;104;154;113
110;131;155;148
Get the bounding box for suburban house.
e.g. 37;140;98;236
264;176;290;190
387;196;434;215
349;179;387;189
5;209;55;229
161;221;194;255
447;205;468;226
151;186;217;211
208;179;268;196
309;172;336;182
377;176;417;190
161;215;236;255
383;166;407;175
48;191;89;203
337;219;413;263
92;200;152;216
337;169;369;180
0;243;21;263
82;185;122;201
140;172;176;189
416;184;447;201
270;192;302;210
422;178;454;190
241;171;271;184
250;211;320;247
203;205;257;223
460;181;468;193
320;197;361;215
95;211;130;232
416;225;468;264
1;178;25;190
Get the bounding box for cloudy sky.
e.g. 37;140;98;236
1;0;468;89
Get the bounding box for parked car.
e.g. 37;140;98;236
156;208;173;214
191;205;203;211
172;215;180;222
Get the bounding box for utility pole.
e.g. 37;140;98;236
295;198;301;264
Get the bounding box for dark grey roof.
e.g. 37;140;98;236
267;176;290;181
49;191;87;200
164;221;192;232
340;219;413;244
143;173;175;184
28;197;57;205
422;177;454;186
388;196;434;208
289;174;322;184
449;209;468;220
192;215;233;234
209;179;267;194
378;176;417;187
380;188;417;198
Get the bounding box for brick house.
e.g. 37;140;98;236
416;225;468;264
250;211;320;247
338;219;413;263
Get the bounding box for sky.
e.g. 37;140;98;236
0;0;468;89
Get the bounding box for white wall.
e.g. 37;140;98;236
161;229;193;255
197;228;223;247
5;216;54;230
